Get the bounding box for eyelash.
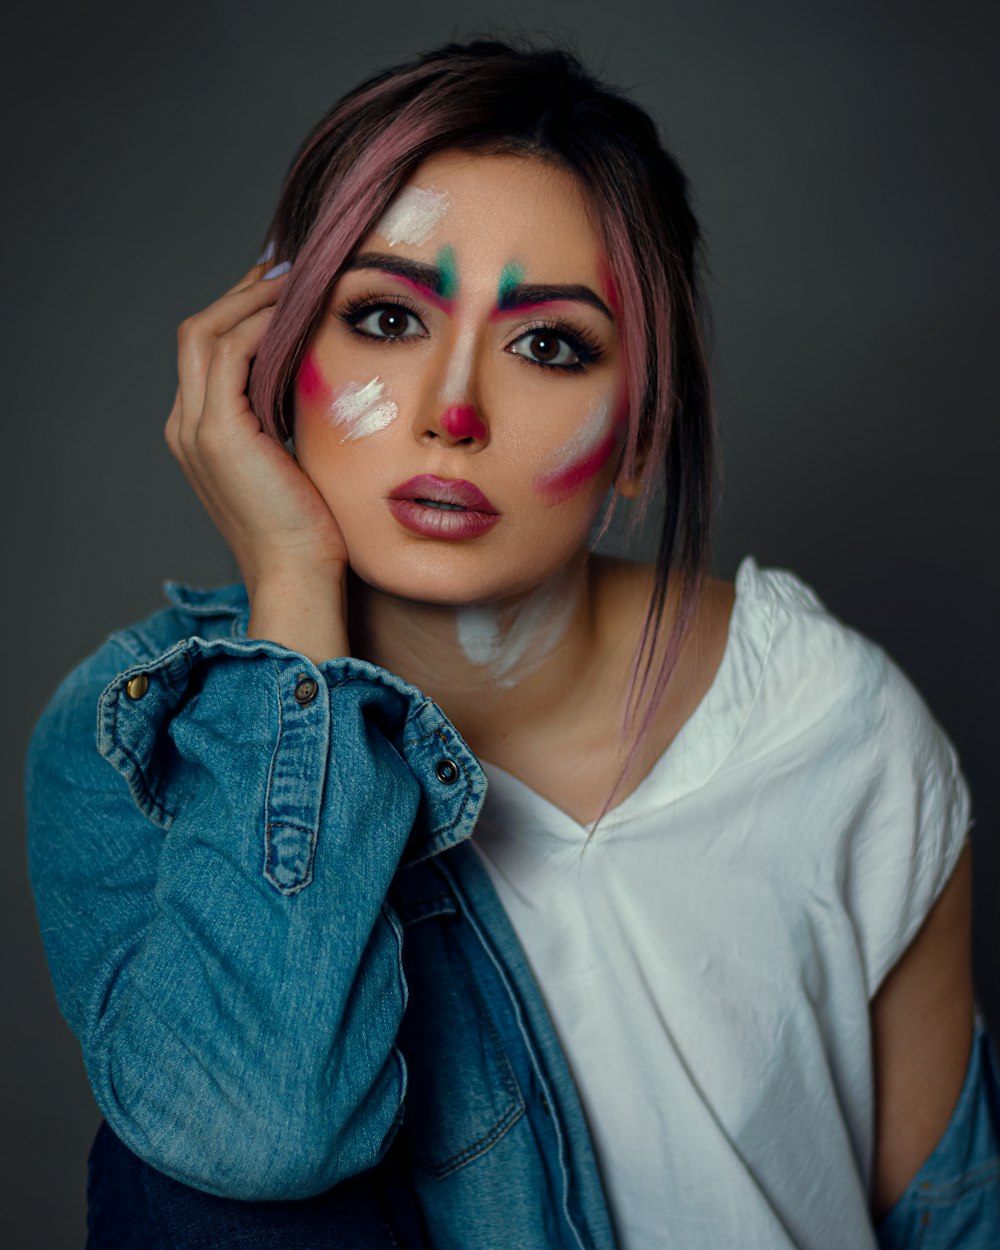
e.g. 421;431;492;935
336;291;604;374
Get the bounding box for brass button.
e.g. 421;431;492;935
125;674;149;700
294;677;318;706
435;758;459;785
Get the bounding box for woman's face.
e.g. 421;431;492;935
294;149;627;607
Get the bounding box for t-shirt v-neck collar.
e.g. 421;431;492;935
477;556;775;844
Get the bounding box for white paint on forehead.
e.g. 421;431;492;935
375;185;450;247
329;377;398;442
544;397;613;474
441;325;477;403
456;568;581;688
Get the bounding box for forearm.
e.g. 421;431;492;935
28;632;423;1198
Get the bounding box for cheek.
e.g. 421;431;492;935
294;350;399;442
295;350;329;406
532;395;625;505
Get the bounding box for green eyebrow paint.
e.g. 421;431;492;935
497;261;525;308
435;245;458;300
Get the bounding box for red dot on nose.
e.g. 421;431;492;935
442;404;487;440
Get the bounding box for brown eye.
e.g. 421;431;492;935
529;333;560;361
376;309;408;336
509;329;581;369
350;304;426;340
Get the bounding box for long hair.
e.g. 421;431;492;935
249;36;717;830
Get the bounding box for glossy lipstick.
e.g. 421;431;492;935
387;474;500;540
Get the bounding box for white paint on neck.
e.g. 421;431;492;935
329;377;398;441
375;185;450;247
456;567;581;688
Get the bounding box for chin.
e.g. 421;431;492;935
345;547;566;609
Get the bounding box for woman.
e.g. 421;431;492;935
26;37;999;1250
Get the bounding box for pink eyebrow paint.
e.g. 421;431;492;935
487;298;580;324
535;400;621;503
377;270;455;314
442;404;487;440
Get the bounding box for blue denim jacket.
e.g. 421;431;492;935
25;581;1000;1248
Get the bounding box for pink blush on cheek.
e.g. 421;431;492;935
295;351;329;405
442;404;487;440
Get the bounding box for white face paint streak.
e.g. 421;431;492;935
375;186;450;247
456;568;581;688
329;377;399;442
543;397;613;474
455;608;500;666
441;325;476;403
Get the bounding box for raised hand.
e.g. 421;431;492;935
166;264;350;661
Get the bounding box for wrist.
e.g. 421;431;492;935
247;563;350;663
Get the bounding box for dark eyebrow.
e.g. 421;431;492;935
345;251;448;298
496;283;614;321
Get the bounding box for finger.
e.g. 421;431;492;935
175;275;287;446
197;305;277;443
165;384;218;519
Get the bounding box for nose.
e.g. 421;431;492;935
413;322;489;448
440;404;488;442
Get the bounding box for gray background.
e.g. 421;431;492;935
4;1;997;1243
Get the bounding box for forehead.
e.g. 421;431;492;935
368;150;604;279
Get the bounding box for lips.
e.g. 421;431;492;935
388;475;498;513
387;475;501;540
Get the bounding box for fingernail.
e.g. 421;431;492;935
256;241;275;264
263;260;291;280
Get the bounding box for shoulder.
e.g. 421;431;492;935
737;556;943;758
732;557;972;994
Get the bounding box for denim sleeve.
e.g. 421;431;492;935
874;1012;1000;1249
26;630;451;1201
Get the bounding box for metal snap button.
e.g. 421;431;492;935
294;676;318;705
435;758;459;785
125;674;149;700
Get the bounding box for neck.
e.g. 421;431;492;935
346;552;613;756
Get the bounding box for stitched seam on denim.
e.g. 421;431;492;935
397;894;457;924
915;1157;1000;1203
111;628;159;665
413;956;523;1177
417;728;477;838
261;657;286;893
375;705;479;841
420;1094;525;1179
318;684;480;837
401;706;441;751
264;823;319;895
105;685;175;827
436;855;590;1250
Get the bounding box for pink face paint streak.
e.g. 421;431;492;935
296;350;328;404
376;270;454;315
535;401;625;504
441;404;487;440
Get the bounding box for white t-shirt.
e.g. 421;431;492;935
472;556;972;1250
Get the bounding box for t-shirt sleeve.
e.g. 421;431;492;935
843;646;973;1000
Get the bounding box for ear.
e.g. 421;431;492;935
613;451;647;500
